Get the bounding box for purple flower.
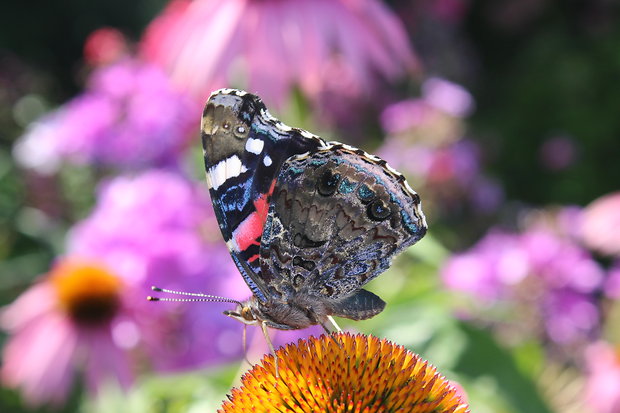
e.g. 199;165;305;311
442;232;528;301
542;289;598;344
521;229;603;293
377;77;500;214
422;77;475;118
538;135;579;171
605;263;620;299
14;59;199;171
441;215;605;345
140;0;417;105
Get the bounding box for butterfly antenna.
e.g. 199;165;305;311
147;286;242;306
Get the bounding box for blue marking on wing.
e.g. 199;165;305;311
338;178;356;194
220;179;253;213
400;210;419;236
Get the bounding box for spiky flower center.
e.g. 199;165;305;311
220;333;470;413
51;259;122;326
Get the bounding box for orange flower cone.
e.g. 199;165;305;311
220;333;470;413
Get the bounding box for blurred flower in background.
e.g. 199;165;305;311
83;27;129;67
2;258;132;406
1;170;246;405
13;59;199;173
140;0;417;106
581;192;620;258
378;77;503;215
441;208;604;347
584;341;620;413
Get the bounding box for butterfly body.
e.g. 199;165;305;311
201;89;427;332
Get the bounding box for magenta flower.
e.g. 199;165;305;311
584;341;620;413
14;59;198;172
441;232;528;302
140;0;417;105
542;289;599;344
605;263;620;299
441;214;604;345
581;192;620;257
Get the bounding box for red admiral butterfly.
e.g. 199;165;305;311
201;89;426;335
150;89;427;368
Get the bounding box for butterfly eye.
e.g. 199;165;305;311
367;199;392;221
241;307;254;321
234;125;248;138
317;170;341;196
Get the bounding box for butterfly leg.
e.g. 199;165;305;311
260;321;279;378
326;315;343;333
321;316;344;350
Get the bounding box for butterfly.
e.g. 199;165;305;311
149;88;426;368
199;88;427;344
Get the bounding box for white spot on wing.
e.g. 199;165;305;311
226;239;239;252
245;138;264;155
263;154;272;166
276;123;292;132
208;155;248;190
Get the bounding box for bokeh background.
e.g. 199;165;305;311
2;1;620;412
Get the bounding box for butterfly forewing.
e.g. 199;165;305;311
201;89;326;301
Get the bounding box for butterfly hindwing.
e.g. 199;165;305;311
258;145;427;320
201;89;325;301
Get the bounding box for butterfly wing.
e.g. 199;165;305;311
201;89;326;302
258;144;427;319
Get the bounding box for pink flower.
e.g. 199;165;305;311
584;341;620;413
581;192;620;257
140;0;417;105
1;259;133;406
